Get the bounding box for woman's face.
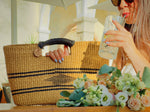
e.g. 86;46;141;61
118;0;138;24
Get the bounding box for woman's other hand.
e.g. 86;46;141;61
46;45;69;63
104;20;137;58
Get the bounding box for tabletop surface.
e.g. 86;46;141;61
0;105;150;112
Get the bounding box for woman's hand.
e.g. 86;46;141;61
105;20;150;77
104;20;137;57
46;45;69;63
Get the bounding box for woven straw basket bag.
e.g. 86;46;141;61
3;38;108;105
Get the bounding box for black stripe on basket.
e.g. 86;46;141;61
12;88;74;96
8;68;99;75
8;71;98;79
12;85;73;92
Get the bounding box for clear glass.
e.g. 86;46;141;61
99;15;125;60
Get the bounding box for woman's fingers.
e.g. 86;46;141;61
53;50;62;63
64;45;69;56
48;51;57;63
57;48;64;61
112;20;127;32
105;35;126;42
105;30;125;37
45;45;70;63
106;41;123;47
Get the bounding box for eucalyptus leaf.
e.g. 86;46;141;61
98;64;115;75
142;67;150;88
69;89;85;101
74;102;81;107
60;91;71;97
56;100;75;107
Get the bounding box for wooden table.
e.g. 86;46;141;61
0;105;150;112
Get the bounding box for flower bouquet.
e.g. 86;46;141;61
56;64;150;112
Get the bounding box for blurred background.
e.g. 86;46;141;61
0;0;118;86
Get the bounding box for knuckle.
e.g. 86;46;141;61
58;48;62;51
53;50;57;53
57;48;63;53
49;51;52;53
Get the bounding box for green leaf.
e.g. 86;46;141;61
142;67;150;88
60;91;71;97
58;99;66;101
114;69;121;77
110;75;115;80
139;89;146;96
83;74;87;79
69;89;85;101
56;100;75;107
98;64;116;75
136;71;140;78
74;102;81;107
133;92;137;98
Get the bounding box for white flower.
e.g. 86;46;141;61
101;92;113;106
96;85;108;93
73;78;85;89
123;86;134;96
115;92;128;103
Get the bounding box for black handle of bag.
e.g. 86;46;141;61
38;38;75;49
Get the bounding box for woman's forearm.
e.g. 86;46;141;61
128;48;150;77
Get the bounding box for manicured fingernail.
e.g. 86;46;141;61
106;42;110;44
112;18;115;21
102;39;106;42
62;58;64;61
59;60;62;63
46;53;49;56
55;59;57;63
104;31;107;34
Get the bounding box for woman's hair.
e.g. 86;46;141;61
117;0;150;69
133;0;150;47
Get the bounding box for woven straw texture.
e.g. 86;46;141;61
3;41;108;106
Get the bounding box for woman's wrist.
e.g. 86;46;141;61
128;47;150;76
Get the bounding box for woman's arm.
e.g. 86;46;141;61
127;46;150;77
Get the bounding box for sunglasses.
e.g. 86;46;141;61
111;0;134;6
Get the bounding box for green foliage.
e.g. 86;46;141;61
60;91;71;97
69;88;85;101
112;69;122;78
25;34;38;44
98;64;116;75
56;99;81;107
56;64;150;112
139;89;146;96
136;71;140;78
142;67;150;88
